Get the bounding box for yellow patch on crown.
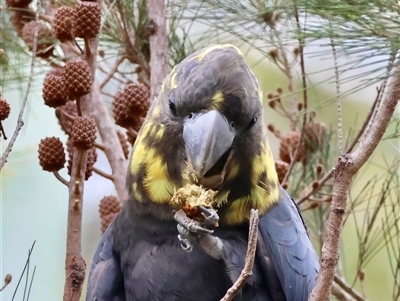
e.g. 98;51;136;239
170;72;178;90
190;44;244;63
255;78;263;103
210;91;224;110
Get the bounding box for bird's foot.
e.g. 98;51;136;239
174;207;223;259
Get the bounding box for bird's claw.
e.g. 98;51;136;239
174;209;215;234
178;234;194;252
199;205;219;227
174;208;220;252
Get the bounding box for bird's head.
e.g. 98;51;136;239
129;44;280;225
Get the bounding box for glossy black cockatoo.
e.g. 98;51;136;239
86;44;320;301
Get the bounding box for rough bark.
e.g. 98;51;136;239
147;0;169;103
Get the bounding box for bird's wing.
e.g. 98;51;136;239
257;187;320;301
86;219;125;301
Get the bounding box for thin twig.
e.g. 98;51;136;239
330;36;344;155
331;282;353;301
220;209;259;301
274;30;297;130
93;142;106;152
99;54;126;89
334;275;366;301
11;241;36;301
93;167;114;180
282;3;308;185
26;266;36;301
53;171;69;186
0;2;40;170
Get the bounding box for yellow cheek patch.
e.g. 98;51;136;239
152;105;161;118
143;149;174;203
252;142;277;185
130;120;176;203
154;125;165;140
130;141;147;175
223;197;250;225
265;146;278;183
223;142;279;225
226;162;240;181
130;122;152;175
132;182;143;202
223;184;275;225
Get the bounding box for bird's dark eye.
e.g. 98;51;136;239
230;121;235;128
245;117;257;131
188;113;193;119
168;96;177;116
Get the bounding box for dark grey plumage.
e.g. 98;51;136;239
86;44;319;301
87;188;319;301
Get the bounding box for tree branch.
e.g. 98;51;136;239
334;274;366;301
91;84;128;203
63;14;102;301
53;171;69;187
220;209;259;301
309;59;400;301
147;0;169;103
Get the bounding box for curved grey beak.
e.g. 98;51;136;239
183;110;234;179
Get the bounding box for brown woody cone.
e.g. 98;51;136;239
0;98;11;120
117;131;130;159
122;83;150;117
71;116;96;149
64;60;92;98
56;101;77;134
112;89;146;130
112;90;132;128
38;137;66;172
101;212;117;233
53;6;74;42
6;0;32;8
72;2;101;39
42;73;68;108
10;7;35;36
305;121;326;152
67;139;97;180
48;67;65;77
279;131;306;164
21;21;55;58
275;159;289;184
99;195;120;218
